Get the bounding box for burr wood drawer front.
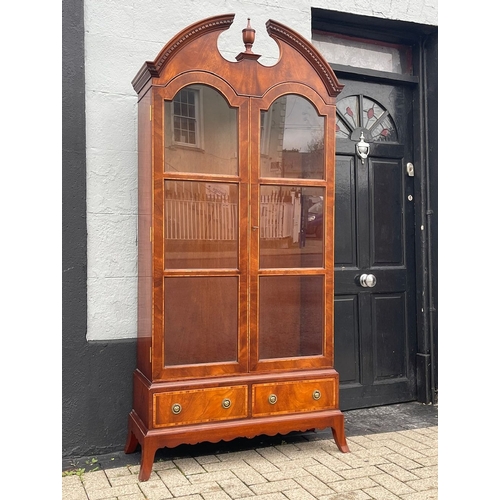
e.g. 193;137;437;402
153;385;248;428
252;378;337;417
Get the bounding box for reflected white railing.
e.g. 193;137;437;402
166;195;237;241
165;191;301;242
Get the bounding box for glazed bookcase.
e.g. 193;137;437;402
125;14;349;481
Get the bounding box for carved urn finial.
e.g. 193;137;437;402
235;18;260;61
242;18;255;54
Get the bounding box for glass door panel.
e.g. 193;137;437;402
164;276;238;366
164;84;238;175
255;93;329;367
258;275;324;359
259;185;325;269
162;83;243;373
260;94;324;179
164;180;238;269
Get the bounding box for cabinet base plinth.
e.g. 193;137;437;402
125;408;350;481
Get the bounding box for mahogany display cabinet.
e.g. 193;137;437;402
125;14;349;481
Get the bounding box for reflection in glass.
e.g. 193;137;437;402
259;275;324;359
164;276;238;366
259;185;324;269
164;84;238;175
165;181;238;269
260;95;324;179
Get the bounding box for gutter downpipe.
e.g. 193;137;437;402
422;34;437;404
418;34;436;405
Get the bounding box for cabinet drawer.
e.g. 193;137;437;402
153;385;248;428
252;378;337;417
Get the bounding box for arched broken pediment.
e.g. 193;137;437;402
132;14;343;100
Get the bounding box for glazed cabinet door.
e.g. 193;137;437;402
152;80;250;380
249;88;336;372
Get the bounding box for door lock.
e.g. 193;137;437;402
359;273;377;288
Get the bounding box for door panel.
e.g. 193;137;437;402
373;293;407;380
334;79;416;410
251;91;335;373
158;83;249;380
333;296;360;385
164;276;238;365
335;157;357;266
371;159;404;266
259;275;324;359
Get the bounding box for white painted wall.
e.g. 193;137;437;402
84;0;438;340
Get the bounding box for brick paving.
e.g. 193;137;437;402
62;426;438;500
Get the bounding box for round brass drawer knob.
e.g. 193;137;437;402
312;390;321;401
222;398;232;409
171;403;182;414
268;394;278;405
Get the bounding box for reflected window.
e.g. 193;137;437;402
173;88;199;146
165;84;238;175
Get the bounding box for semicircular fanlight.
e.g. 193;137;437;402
336;95;398;142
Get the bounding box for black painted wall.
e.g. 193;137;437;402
62;0;136;460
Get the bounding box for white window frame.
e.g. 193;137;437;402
171;86;204;149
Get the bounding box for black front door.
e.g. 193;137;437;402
333;78;417;410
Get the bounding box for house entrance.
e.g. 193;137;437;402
333;79;417;409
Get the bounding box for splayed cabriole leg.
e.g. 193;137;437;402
331;413;350;452
124;420;139;454
124;411;158;482
138;439;156;482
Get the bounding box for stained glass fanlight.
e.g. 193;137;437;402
336;95;397;142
